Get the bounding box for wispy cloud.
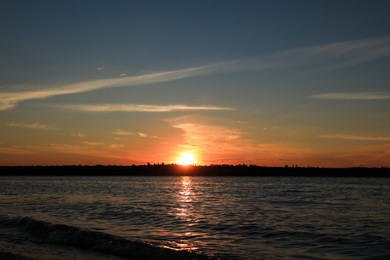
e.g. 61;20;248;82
310;92;390;100
137;132;148;138
0;142;144;165
167;115;311;165
112;129;134;135
275;35;390;71
112;129;134;136
109;143;124;149
69;132;86;138
208;35;390;74
0;145;36;154
56;104;235;112
112;129;159;139
5;122;55;130
82;141;104;146
137;132;159;138
47;143;125;161
0;63;222;111
320;133;390;141
1;36;389;111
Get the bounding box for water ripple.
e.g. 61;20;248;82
0;176;389;259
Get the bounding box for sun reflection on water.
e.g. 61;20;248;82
175;176;194;221
164;176;205;251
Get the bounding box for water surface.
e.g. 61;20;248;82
0;176;389;259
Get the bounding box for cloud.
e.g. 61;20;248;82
0;142;144;165
310;92;390;100
5;122;55;130
139;132;159;139
169;116;390;166
0;145;35;154
112;129;134;136
109;143;124;149
1;36;389;111
0;63;222;111
137;132;148;138
69;132;86;138
274;35;390;71
56;104;235;112
167;115;311;165
119;73;127;77
320;133;390;141
112;129;158;139
31;143;128;160
82;141;104;146
96;66;104;71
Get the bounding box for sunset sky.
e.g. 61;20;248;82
1;0;390;167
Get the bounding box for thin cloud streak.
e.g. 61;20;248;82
275;35;390;71
321;134;390;141
1;36;390;111
56;104;235;112
0;146;36;154
5;122;55;130
0;63;222;111
310;92;390;100
69;132;86;138
112;129;134;136
112;129;159;139
209;36;390;74
83;141;104;146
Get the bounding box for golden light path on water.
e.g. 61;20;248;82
167;176;203;252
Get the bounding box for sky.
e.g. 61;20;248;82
0;0;390;167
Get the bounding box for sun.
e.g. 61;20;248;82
176;152;196;166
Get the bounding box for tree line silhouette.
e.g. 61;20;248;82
0;164;388;177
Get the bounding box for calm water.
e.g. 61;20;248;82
0;176;389;259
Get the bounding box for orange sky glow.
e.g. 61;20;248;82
0;2;389;167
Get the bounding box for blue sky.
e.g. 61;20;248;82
0;0;389;166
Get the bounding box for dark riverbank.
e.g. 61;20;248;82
0;165;388;177
0;250;34;260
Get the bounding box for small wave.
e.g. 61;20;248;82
0;215;216;259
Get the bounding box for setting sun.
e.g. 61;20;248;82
176;152;196;166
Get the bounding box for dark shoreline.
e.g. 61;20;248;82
0;250;34;260
0;165;389;177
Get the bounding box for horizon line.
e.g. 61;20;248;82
0;164;388;169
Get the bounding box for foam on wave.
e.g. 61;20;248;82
0;215;215;259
